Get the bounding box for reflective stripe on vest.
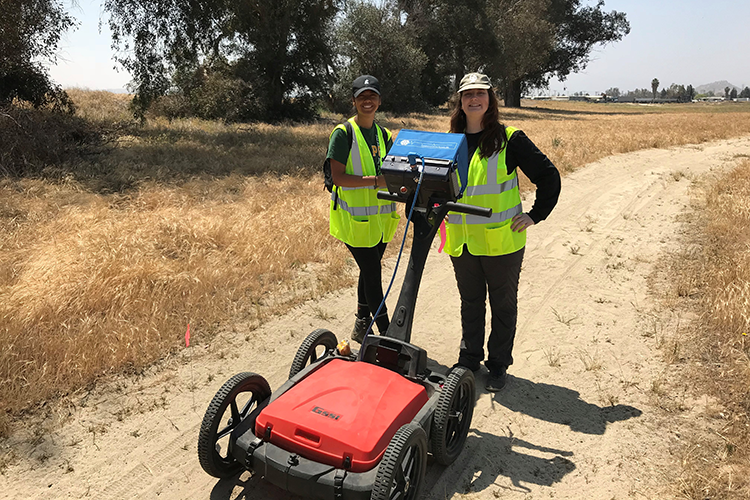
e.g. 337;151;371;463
336;124;393;217
378;203;397;214
328;118;400;247
463;177;518;197
444;126;526;257
348;128;366;176
448;204;522;225
334;195;380;217
331;191;396;217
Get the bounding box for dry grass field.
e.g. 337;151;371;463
1;92;750;495
657;159;750;499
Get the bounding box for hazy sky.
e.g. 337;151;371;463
47;0;750;94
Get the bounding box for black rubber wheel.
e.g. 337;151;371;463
197;372;271;478
371;423;428;500
288;328;338;378
430;367;475;465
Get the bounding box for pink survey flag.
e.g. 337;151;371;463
438;220;446;253
434;203;447;253
185;324;191;347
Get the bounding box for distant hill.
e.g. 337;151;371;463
696;80;741;95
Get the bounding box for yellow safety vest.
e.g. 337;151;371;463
329;117;400;247
444;126;526;256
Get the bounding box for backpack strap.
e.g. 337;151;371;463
344;120;353;152
326;121;354;208
373;123;391;174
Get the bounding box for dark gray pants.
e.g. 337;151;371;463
450;246;525;372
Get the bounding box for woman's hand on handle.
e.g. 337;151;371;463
511;213;535;232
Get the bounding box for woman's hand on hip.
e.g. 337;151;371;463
510;213;535;232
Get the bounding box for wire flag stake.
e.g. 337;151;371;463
186;323;195;410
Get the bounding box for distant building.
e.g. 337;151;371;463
615;97;679;104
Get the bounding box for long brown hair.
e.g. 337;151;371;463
449;89;507;159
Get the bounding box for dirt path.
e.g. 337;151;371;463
4;136;750;500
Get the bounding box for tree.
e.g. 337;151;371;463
605;87;620;98
730;88;738;100
651;78;659;101
484;0;555;107
333;1;427;113
673;84;686;102
494;0;630;107
0;0;76;110
725;86;731;100
740;87;750;99
624;88;651;99
686;84;695;101
105;0;341;121
397;0;497;107
399;0;630;107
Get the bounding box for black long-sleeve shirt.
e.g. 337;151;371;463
465;129;561;224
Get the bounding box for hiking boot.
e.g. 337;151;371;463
351;315;371;344
485;367;507;392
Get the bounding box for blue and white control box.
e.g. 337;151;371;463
381;129;469;208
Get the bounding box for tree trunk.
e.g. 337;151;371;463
504;79;522;108
453;49;465;93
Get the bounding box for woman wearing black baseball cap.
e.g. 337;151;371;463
446;73;561;391
325;75;399;343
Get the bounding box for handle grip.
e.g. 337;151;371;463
376;192;404;203
444;201;493;218
376;192;492;218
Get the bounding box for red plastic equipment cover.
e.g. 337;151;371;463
255;358;428;472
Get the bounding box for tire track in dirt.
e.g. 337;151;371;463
516;150;683;342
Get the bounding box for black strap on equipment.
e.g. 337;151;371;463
334;469;346;500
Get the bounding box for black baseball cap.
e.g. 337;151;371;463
352;75;381;97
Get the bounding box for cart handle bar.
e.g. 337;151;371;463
377;192;493;218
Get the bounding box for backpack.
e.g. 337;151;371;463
323;121;353;193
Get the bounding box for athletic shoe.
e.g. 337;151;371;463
485;367;507;392
452;362;481;373
351;315;370;344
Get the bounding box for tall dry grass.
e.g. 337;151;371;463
0;175;350;413
3;91;750;434
659;160;750;499
64;88;134;124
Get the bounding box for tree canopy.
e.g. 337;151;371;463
104;0;341;120
399;0;630;107
395;0;497;107
332;0;427;113
100;0;630;118
0;0;76;110
497;0;630;107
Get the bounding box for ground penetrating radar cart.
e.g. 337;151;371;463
197;130;492;500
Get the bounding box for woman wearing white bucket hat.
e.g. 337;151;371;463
446;72;561;391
